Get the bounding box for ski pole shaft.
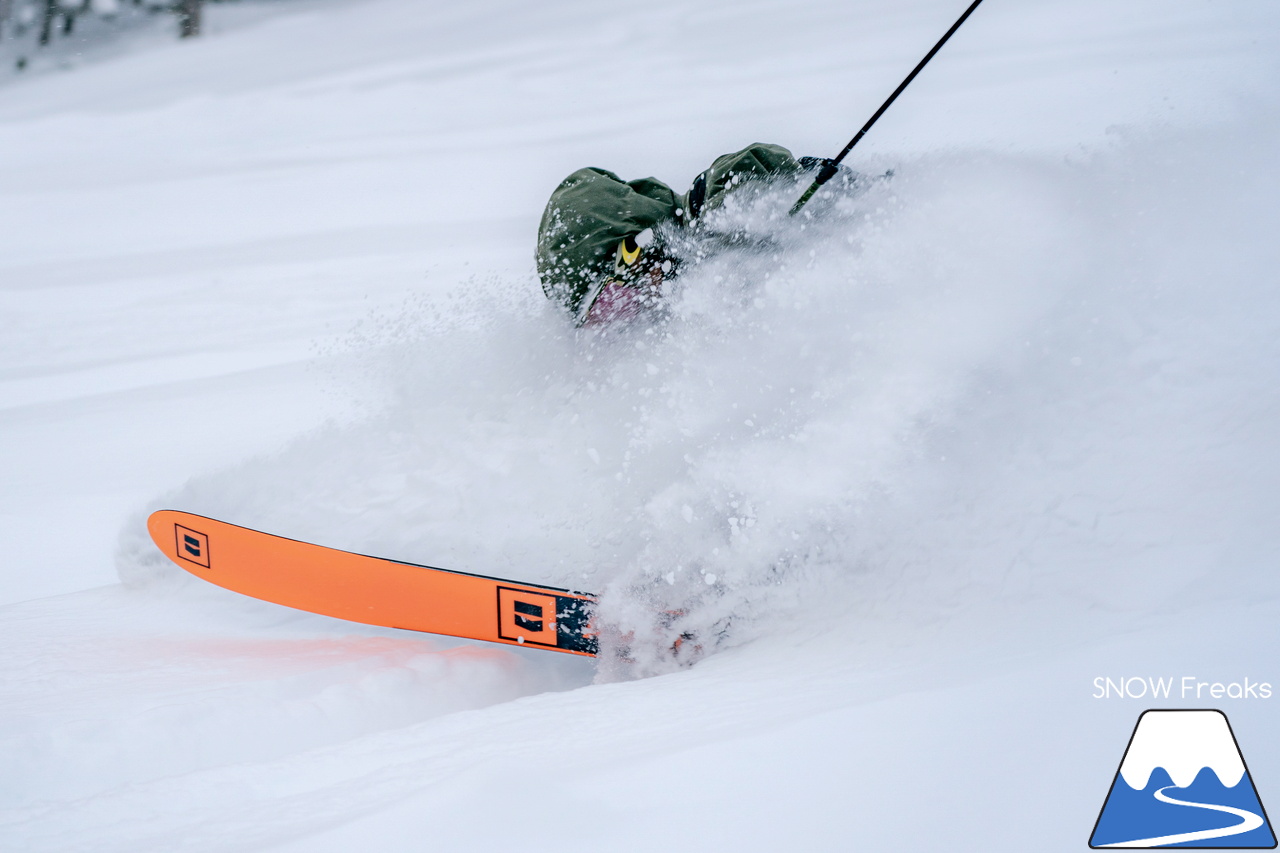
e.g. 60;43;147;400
789;0;986;215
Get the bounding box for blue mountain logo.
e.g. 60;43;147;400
1091;709;1276;848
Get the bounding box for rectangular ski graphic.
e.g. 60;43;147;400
147;510;597;656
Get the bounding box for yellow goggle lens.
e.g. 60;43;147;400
618;236;641;267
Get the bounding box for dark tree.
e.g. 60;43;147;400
177;0;200;38
39;0;57;45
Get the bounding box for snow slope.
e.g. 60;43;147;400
2;0;1279;849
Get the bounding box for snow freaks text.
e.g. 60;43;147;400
1092;677;1273;701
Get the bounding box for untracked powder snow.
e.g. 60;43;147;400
2;0;1278;850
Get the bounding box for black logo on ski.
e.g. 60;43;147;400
513;599;544;632
497;587;596;654
174;524;211;569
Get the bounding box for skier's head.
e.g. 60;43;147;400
536;167;681;325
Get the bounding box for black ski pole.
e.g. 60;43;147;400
790;0;986;215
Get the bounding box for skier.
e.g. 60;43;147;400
536;143;845;327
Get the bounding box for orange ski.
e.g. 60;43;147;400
147;510;597;656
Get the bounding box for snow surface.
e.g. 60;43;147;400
2;0;1280;849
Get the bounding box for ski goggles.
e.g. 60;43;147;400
576;229;674;327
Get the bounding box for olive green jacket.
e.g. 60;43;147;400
536;143;801;318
